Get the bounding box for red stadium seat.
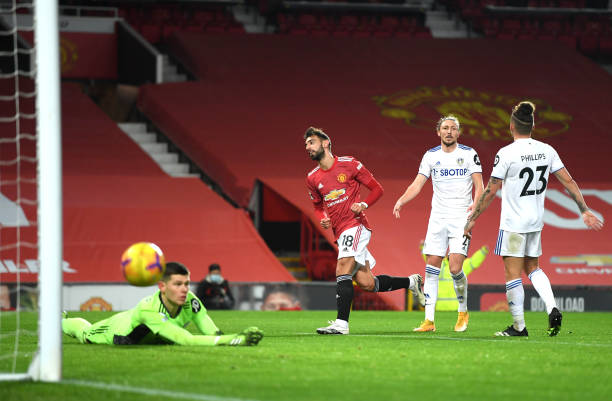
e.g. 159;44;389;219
541;20;562;38
185;23;205;33
276;13;294;33
227;23;245;34
579;34;599;56
373;30;393;38
193;11;214;24
162;24;181;39
558;0;577;6
380;16;399;32
308;251;336;281
298;14;318;27
394;30;413;38
352;30;372;38
331;28;350;37
599;34;612;56
311;28;330;37
400;16;418;32
151;7;171;23
557;34;577;49
140;24;161;44
483;18;500;38
339;15;359;29
288;27;308;35
413;28;433;39
502;19;522;33
206;23;227;33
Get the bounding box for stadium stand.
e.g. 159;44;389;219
443;0;612;57
270;2;432;37
6;0;611;309
137;32;612;309
0;81;294;284
118;2;246;43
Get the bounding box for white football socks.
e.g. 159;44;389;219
452;269;468;313
529;267;557;314
506;279;525;331
424;265;440;322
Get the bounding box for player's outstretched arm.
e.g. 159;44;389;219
464;177;502;237
193;305;222;335
393;174;427;218
157;320;263;346
554;168;604;230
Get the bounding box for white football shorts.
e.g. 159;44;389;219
337;225;376;274
494;229;542;257
423;216;470;257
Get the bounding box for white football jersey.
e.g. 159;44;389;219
418;144;482;218
491;138;564;232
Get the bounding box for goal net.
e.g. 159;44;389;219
0;0;62;382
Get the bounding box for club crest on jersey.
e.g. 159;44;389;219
324;188;346;201
191;298;201;313
457;157;464;166
337;173;347;183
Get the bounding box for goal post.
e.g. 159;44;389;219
0;0;62;382
34;0;63;382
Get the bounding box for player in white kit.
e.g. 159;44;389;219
394;116;483;332
464;101;603;337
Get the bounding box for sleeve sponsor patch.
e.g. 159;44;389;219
191;298;201;313
474;153;481;166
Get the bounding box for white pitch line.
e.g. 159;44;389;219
297;333;612;347
62;379;263;401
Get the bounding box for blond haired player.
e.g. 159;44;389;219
394;116;483;332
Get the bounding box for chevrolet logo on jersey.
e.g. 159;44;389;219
550;255;612;266
324;188;346;201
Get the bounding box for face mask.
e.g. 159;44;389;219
208;274;223;284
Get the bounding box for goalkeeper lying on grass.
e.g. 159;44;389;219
62;262;263;346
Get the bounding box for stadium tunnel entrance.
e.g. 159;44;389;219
249;180;337;282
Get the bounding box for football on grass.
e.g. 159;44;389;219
121;242;166;286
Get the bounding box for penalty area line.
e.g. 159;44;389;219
62;379;263;401
297;332;612;347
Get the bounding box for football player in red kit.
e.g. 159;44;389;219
304;127;425;334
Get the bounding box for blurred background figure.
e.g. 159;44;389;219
196;263;235;310
261;290;302;311
419;241;489;311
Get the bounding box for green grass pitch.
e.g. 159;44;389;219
1;310;611;401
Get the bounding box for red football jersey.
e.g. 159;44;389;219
306;156;374;240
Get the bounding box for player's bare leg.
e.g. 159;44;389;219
524;256;562;336
317;257;355;335
354;263;424;305
415;255;443;332
449;253;469;332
